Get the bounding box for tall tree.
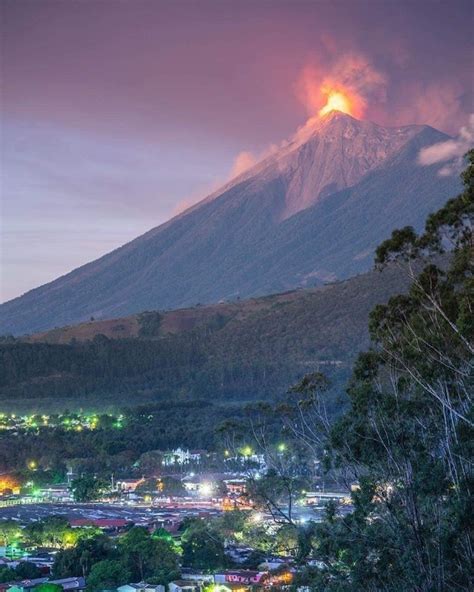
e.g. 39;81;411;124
297;151;473;590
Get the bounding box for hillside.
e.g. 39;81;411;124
0;113;460;336
0;263;412;411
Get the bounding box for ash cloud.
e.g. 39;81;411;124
297;53;387;118
419;114;474;175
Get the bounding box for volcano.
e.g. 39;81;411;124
0;112;461;336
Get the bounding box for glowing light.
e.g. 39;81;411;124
200;482;214;496
277;443;286;453
241;445;253;457
27;460;37;470
319;90;353;117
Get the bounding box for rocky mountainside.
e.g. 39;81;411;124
0;112;460;336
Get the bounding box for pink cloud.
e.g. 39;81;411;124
388;81;466;133
229;151;258;177
419;114;474;175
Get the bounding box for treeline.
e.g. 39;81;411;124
0;263;410;408
0;336;320;403
0;401;260;475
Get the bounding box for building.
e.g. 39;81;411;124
180;569;214;585
168;581;199;592
214;571;265;586
118;584;165;592
223;479;247;496
69;518;129;532
47;577;86;591
38;485;72;503
162;448;203;466
7;580;49;592
116;478;146;492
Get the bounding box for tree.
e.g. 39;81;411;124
0;567;16;583
70;475;108;502
119;526;180;581
148;538;180;584
213;510;248;542
160;476;185;497
0;520;22;547
53;534;114;577
36;585;63;592
119;526;152;580
181;521;226;569
86;560;131;591
15;561;42;578
292;152;474;590
41;516;71;547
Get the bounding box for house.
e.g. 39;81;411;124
223;479;247;496
69;518;129;532
116;478;146;492
7;579;49;592
118;583;165;592
48;577;86;590
168;580;199;592
180;569;214;585
214;571;265;586
38;485;72;503
17;552;54;573
225;546;255;564
7;578;86;592
162;449;203;466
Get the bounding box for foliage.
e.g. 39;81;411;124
86;560;131;591
138;311;162;337
23;516;88;549
36;585;63;592
160;476;186;497
297;152;474;591
0;520;22;546
119;526;180;582
0;261;411;410
52;534;114;577
0;567;16;583
14;561;42;578
70;475;108;502
181;519;226;569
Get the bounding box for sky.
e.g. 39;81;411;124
1;0;473;302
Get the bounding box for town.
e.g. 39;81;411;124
0;432;352;590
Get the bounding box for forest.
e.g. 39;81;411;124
0;262;411;412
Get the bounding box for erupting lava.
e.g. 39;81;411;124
319;89;354;117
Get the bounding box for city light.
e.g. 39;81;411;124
251;512;263;523
241;445;253;457
200;482;214;496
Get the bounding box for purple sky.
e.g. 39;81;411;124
1;0;473;302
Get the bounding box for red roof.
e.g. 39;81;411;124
70;518;129;528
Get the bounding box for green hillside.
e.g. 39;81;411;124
0;263;411;412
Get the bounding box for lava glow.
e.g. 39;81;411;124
319;89;354;117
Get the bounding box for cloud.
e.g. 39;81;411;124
390;81;467;134
418;114;474;175
229;151;258;177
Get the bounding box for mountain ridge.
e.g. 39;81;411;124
0;113;461;336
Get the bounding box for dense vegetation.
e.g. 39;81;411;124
276;151;473;591
0;264;411;411
0;403;261;475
